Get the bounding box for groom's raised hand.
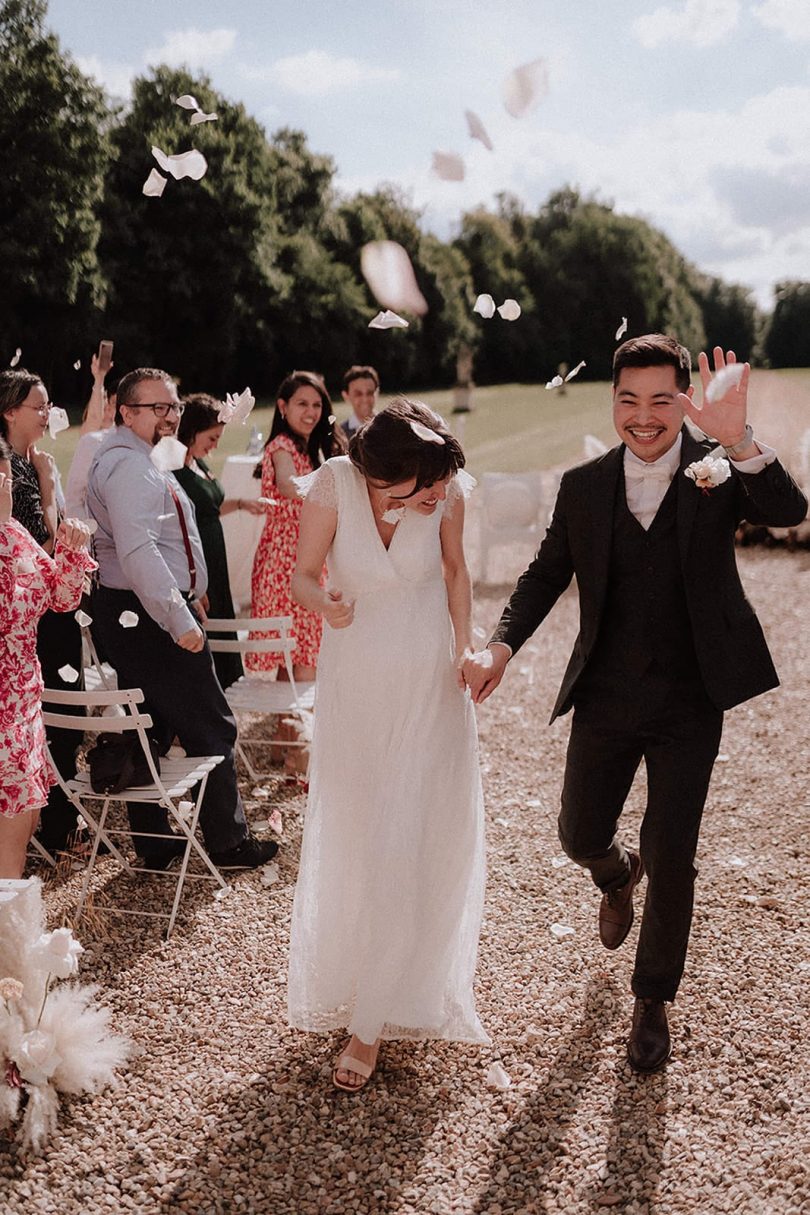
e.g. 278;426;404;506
462;644;510;704
679;347;755;454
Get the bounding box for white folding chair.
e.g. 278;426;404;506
80;624;118;694
41;686;226;940
204;616;315;782
478;472;549;582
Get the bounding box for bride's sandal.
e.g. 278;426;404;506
332;1039;378;1092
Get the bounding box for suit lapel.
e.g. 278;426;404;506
677;425;713;568
588;446;623;605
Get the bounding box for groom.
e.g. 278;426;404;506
464;334;807;1072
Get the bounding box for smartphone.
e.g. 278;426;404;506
97;340;114;374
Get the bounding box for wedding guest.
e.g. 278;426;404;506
289;399;487;1090
86;367;277;871
0;368;85;854
249;371;344;682
464;335;808;1073
340;365;379;439
175;393;267;689
64;355;117;519
0;440;95;879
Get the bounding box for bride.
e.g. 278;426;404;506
288;398;488;1090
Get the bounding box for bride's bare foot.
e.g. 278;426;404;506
333;1035;381;1091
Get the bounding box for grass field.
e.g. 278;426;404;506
43;370;810;484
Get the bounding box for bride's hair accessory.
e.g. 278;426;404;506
409;420;446;446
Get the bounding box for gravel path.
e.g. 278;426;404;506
1;547;808;1215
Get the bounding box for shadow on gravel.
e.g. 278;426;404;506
583;1062;668;1213
471;977;622;1215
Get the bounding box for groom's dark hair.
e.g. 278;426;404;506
613;334;691;393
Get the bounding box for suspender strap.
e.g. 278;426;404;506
166;481;196;593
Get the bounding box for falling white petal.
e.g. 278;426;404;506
268;808;284;836
381;506;405;525
151;146;208;181
74;610;92;628
73;359;81;371
217;400;237;423
551;856;569;869
545;375;563;390
472;626;487;641
10;348;21;367
190;109;218;125
118;610;139;628
150;435;187;473
486;1062;512;1090
565;360;586;381
503;58;549;118
368;310;409;330
58;664;79;683
549;923;575;939
360;241;428;316
497;299;521;321
465;109;494;151
213;887;230;902
705;363;745;405
260;862;280;888
473;294;496;319
85;518;98;535
432;150;465;182
228;387;256;425
175;94;199;110
615;316;628;341
48;407;70;439
583;434;609;460
410;420;445;445
142;168;168;198
156;513;173;522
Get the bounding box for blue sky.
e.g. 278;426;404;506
49;0;810;308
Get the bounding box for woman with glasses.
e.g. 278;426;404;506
0;369;86;855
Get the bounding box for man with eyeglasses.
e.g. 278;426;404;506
86;367;277;872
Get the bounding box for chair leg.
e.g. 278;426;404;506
75;796;111;926
28;836;56;867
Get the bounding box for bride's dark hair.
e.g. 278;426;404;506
349;397;464;493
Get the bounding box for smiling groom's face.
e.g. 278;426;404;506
612;364;693;463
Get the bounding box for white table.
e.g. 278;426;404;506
220;455;265;611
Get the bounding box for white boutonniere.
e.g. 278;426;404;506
684;455;731;493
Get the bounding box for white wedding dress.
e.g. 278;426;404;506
287;456;488;1044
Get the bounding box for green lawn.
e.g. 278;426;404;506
44;371;810;483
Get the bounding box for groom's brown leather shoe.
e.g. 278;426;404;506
627;998;670;1073
598;851;643;949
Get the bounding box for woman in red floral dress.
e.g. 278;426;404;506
249;371;344;680
0;442;96;878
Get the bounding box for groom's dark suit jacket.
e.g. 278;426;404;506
491;428;808;722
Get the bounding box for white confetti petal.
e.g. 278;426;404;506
473;294;496;318
85;518;98;535
381;506;405;525
410;420;445;445
268;808;284;836
361;241;427;316
150;435;187;472
177;799;193;819
432;150;465;181
368;309;409;330
151;146;208;181
497;298;521;321
565;360;586;381
74;609;92;628
73;359;81;371
550;922;575;938
9;348;21;367
142;168;168;198
465;109;494;151
473;626;487;641
503;58;549;118
190;109;218;125
118;610;139;628
157;512;174;521
545;376;564;389
486;1062;512;1090
260;861;280;887
615;316;628;341
48;406;69;439
526;798;542;807
213;886;230;901
494;817;510;827
217;400;237;423
226;387;256;425
583;434;609;459
58;664;79;683
704;363;745;405
551;856;569;869
175;94;199;110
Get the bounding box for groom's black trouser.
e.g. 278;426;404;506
558;674;723;1002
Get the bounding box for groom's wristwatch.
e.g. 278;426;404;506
723;425;754;458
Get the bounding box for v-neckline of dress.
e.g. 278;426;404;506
363;478;404;555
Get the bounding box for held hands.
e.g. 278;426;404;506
323;588;354;630
55;518;93;552
679;347;750;448
462;645;510;704
177;625;205;652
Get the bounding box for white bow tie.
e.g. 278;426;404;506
624;463;672;483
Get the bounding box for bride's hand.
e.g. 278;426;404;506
323;588;354;629
455;647;473;691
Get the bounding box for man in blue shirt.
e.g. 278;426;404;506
87;367;276;871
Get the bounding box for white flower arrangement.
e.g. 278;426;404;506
684;455;731;491
0;880;131;1153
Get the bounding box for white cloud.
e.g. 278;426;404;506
267;49;399;98
76;54;135;99
144;27;236;69
631;0;740;49
751;0;810;39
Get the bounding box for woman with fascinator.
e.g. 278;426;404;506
288;398;488;1090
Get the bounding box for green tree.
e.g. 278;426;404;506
0;0;111;397
694;276;760;362
765;281;810;368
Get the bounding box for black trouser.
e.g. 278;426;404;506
558;674;723;1002
91;587;247;856
37;609;84;850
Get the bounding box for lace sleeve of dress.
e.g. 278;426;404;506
292;462;338;510
444;469;477;520
48;542;98;613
